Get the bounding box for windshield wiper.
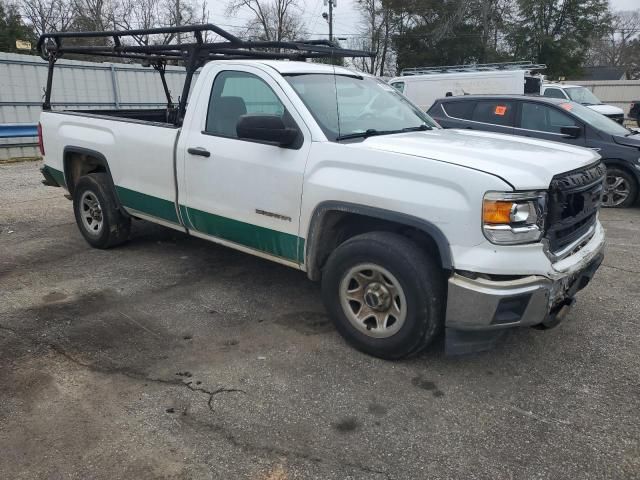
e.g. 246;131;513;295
401;124;430;132
336;124;430;141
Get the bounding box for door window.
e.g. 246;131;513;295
205;71;286;137
519;102;578;134
442;101;476;120
471;101;515;126
543;88;566;99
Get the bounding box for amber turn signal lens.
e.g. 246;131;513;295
483;200;513;224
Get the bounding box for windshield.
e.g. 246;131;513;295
565;87;602;105
284;73;438;141
560;102;630;136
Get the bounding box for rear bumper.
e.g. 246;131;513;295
445;223;605;331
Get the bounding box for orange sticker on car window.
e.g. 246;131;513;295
494;105;507;116
560;103;573;111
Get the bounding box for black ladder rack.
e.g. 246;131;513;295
37;24;374;124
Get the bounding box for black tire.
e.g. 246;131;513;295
321;231;445;360
73;173;131;248
602;167;638;208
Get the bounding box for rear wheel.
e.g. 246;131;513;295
602;167;637;208
321;232;445;359
73;173;131;248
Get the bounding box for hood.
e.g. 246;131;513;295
613;132;640;148
357;129;600;189
586;104;624;115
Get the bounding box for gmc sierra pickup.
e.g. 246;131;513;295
38;26;605;357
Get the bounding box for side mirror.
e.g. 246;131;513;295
560;125;582;139
236;114;298;147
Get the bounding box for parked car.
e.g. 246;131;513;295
428;95;640;207
630;100;640;127
39;26;606;358
541;83;625;124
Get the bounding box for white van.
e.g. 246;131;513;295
389;63;544;112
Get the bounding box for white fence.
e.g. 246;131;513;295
2;51;639;160
571;80;640;118
0;52;190;159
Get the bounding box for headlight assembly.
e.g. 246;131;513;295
482;191;547;245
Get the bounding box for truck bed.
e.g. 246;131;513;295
40;110;180;224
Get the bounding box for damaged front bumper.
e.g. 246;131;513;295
444;222;605;354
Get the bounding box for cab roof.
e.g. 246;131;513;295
246;60;368;77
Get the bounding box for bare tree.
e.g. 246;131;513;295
474;0;511;62
110;0;205;45
350;0;398;76
586;9;640;69
20;0;74;36
71;0;111;32
226;0;304;42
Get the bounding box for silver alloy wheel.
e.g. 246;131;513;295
339;263;407;339
602;174;630;207
80;190;104;235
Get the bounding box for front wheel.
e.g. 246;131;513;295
321;232;445;359
602;167;638;208
73;173;131;248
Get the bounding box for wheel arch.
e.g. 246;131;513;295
62;146;125;210
601;158;640;184
305;201;453;281
600;159;640;206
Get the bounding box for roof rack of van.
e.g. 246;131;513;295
37;24;373;122
400;61;547;76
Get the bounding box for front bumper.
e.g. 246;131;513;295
445;224;605;332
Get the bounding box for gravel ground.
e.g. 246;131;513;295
1;161;638;480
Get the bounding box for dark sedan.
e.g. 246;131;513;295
428;95;640;207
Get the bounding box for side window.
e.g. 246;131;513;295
442;101;476;119
471;101;515;126
520;103;578;133
205;71;286;137
543;88;566;99
391;82;405;93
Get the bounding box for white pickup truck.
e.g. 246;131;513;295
38;27;606;357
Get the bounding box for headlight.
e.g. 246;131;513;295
482;191;547;245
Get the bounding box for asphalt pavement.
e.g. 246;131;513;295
1;160;638;479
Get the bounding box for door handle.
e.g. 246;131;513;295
188;147;211;158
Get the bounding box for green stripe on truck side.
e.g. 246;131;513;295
115;186;180;224
186;207;303;262
115;186;304;263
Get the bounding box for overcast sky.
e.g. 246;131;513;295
208;0;640;40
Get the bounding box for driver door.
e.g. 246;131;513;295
514;102;586;147
179;66;311;265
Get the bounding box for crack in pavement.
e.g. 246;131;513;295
180;414;392;480
50;343;391;478
4;331;391;479
183;382;247;412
